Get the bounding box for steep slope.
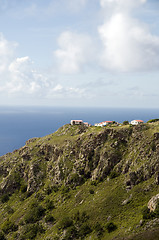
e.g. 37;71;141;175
0;123;159;239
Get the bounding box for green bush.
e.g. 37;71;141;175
0;231;6;240
45;199;55;210
147;119;159;123
1;219;18;234
89;189;94;194
5;205;14;214
1;194;9;203
24;202;45;223
109;171;119;179
79;223;92;237
105;222;117;233
94;222;104;237
142;206;153;220
91;180;97;186
20;184;27;193
63;225;78;240
151;142;156;151
58;216;73;229
45;214;55;223
123;121;129;125
20;223;45;240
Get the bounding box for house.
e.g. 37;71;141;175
70;120;83;125
130;120;144;125
94;121;113;127
94;123;101;127
84;122;91;127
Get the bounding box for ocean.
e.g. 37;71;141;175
0;106;158;156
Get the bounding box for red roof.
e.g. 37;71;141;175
135;120;144;122
100;121;113;123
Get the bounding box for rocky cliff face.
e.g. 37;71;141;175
0;123;159;240
0;124;158;195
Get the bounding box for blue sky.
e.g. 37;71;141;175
0;0;159;108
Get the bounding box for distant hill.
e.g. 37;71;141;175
0;122;159;239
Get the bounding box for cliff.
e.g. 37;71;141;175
0;123;159;239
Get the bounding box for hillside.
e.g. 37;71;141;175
0;123;159;239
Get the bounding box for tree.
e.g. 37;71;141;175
123;121;129;125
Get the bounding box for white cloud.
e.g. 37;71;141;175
0;33;17;73
6;56;49;94
98;0;159;71
55;31;93;74
49;84;86;99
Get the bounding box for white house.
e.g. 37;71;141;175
94;121;113;127
130;120;144;125
70;120;83;125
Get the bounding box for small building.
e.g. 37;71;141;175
130;120;144;125
84;122;91;127
94;121;113;127
70;120;83;125
94;123;101;127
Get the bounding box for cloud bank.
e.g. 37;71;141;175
98;0;159;71
0;33;86;100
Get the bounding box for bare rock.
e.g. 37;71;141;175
147;194;159;211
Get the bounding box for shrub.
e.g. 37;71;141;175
151;142;156;151
45;214;55;223
0;231;6;240
89;189;94;194
24;202;45;223
94;222;104;237
142;206;153;220
5;205;14;214
20;184;27;193
1;219;18;234
20;223;45;240
123;121;129;125
63;225;78;240
109;171;119;179
58;216;73;229
79;223;92;237
91;180;97;186
147;119;159;123
105;222;117;233
1;194;9;203
45;199;55;210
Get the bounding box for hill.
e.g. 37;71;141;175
0;123;159;239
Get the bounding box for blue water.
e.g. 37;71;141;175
0;106;158;156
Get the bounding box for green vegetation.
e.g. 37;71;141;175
105;222;117;233
123;120;129;125
147;119;159;123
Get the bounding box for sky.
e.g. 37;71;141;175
0;0;159;108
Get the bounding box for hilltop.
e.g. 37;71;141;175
0;123;159;239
